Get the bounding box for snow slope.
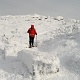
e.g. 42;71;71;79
0;14;80;80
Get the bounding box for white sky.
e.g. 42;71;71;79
0;0;80;19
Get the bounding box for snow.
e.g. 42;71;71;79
0;14;80;80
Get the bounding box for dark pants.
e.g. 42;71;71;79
29;36;34;47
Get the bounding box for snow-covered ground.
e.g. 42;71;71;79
0;14;80;80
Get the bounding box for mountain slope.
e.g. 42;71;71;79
0;14;80;80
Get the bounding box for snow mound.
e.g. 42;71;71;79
54;16;64;21
32;14;40;18
18;50;60;78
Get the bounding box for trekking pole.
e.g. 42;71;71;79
36;35;37;47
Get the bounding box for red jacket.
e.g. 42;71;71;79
27;25;37;37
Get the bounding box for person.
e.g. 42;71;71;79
27;24;37;48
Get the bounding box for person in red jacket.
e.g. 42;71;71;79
27;24;37;48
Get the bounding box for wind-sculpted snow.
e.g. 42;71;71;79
18;50;60;80
0;14;80;80
0;50;31;80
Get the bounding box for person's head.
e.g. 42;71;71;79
31;25;34;29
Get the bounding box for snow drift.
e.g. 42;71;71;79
18;50;60;76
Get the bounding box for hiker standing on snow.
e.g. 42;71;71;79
27;24;37;48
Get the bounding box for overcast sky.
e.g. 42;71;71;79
0;0;80;19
